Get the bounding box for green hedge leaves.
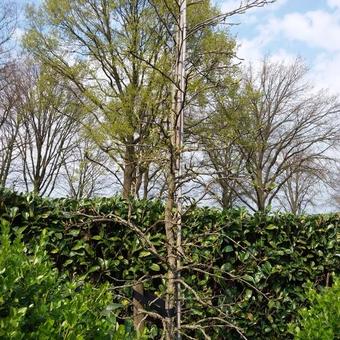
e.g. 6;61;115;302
0;188;339;339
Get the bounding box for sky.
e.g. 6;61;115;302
17;0;340;94
213;0;340;95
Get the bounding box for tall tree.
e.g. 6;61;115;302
24;0;170;198
0;0;18;187
0;63;22;187
202;59;340;211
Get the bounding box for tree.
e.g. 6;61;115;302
0;0;16;65
24;0;171;199
0;1;19;188
0;63;22;188
59;138;113;199
17;63;79;196
192;76;245;209
276;159;332;215
203;59;340;212
330;164;340;210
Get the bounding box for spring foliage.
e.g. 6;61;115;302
290;277;340;340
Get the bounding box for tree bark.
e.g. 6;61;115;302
164;166;177;338
122;138;136;199
133;282;145;334
123;136;146;333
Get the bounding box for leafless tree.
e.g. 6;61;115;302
276;158;332;214
0;1;19;187
0;0;16;65
59;138;113;199
17;63;79;196
0;62;26;189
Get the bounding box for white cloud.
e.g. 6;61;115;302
237;39;264;62
268;10;340;52
237;37;298;73
13;28;24;42
267;49;297;64
311;52;340;95
327;0;340;9
237;36;269;62
225;0;340;96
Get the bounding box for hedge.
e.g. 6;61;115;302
0;188;339;339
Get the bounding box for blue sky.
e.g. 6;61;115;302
215;0;340;94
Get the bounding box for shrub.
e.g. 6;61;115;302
0;219;134;339
290;277;340;340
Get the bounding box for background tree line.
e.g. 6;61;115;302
1;0;339;214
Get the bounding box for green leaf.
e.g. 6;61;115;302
67;229;80;236
72;242;85;251
242;274;255;283
55;232;63;239
266;224;278;230
150;263;160;271
88;265;100;273
223;245;233;253
244;289;253;300
139;251;151;257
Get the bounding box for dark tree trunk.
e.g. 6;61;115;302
122;138;136;199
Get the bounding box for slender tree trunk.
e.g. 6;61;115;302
123;136;146;333
221;186;233;209
0;140;14;187
171;2;186;338
164;159;177;338
0;123;19;188
256;188;266;211
123;138;136;199
143;166;149;199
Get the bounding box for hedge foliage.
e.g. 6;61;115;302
0;219;137;339
0;188;339;339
